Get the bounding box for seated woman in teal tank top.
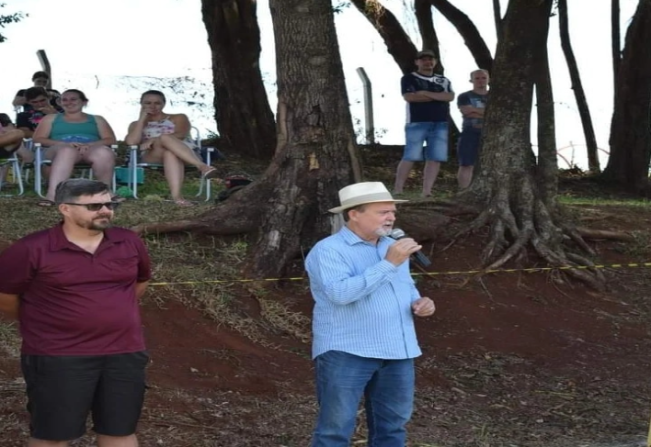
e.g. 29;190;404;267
32;89;117;206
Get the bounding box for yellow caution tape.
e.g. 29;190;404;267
148;262;651;287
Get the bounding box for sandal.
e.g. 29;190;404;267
37;199;55;207
173;199;196;207
201;167;220;179
111;195;127;203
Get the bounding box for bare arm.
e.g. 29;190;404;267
404;91;455;103
0;293;19;320
168;114;191;139
90;115;117;147
135;281;149;300
12;95;26;107
125;116;147;145
459;104;485;118
32;114;59;146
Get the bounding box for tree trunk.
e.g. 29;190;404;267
460;0;603;289
349;0;418;74
134;0;363;278
534;37;558;209
612;0;621;93
414;0;443;73
429;0;493;72
558;0;600;173
602;0;651;192
200;0;276;159
492;0;503;42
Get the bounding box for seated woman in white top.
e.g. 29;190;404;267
125;90;219;206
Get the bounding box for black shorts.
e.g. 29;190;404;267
21;351;149;441
0;145;19;158
457;129;482;167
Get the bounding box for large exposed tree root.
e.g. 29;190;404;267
130;184;265;236
456;178;608;291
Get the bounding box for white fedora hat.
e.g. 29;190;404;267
328;182;408;213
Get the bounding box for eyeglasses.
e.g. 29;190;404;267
64;202;120;211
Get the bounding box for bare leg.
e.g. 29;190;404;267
28;438;69;447
457;165;474;189
162;149;186;201
159;135;212;175
83;146;115;185
97;434;138;447
422;160;441;197
17;143;35;163
44;145;82;201
393;160;415;194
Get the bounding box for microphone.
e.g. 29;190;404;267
388;229;432;268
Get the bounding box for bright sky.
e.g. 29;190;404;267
0;0;638;169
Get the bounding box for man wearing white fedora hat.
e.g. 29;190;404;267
305;181;436;447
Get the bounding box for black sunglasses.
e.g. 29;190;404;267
64;202;120;211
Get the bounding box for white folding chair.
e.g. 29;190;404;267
32;143;117;198
127;126;216;201
0;152;24;197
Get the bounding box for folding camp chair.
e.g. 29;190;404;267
126;126;216;201
0;151;24;197
32;143;117;198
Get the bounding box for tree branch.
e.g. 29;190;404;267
349;0;418;74
429;0;493;71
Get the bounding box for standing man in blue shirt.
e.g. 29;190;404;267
394;50;454;197
305;181;436;447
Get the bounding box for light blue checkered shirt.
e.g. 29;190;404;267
305;226;423;360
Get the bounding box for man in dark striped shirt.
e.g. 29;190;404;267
394;50;454;198
306;181;436;447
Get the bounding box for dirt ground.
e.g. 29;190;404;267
1;150;651;446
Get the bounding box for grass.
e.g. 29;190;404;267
3;158;651;446
0;321;20;358
558;196;651;207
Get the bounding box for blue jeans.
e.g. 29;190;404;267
403;121;448;162
311;350;415;447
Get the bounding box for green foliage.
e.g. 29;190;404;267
0;3;26;43
332;1;351;14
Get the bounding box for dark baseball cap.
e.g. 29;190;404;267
416;50;437;59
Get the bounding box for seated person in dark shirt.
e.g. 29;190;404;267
12;71;62;112
16;87;59;139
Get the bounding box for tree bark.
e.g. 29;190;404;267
200;0;276;159
460;0;604;289
348;0;418;74
534;37;558;209
414;0;443;73
492;0;503;42
602;0;651;192
429;0;493;72
612;0;621;94
137;0;362;279
558;0;600;173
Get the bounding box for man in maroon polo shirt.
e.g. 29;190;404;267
0;179;151;447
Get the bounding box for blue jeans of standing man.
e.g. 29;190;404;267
311;350;415;447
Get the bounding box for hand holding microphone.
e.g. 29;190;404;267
387;229;432;268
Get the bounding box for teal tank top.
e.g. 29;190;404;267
50;114;101;143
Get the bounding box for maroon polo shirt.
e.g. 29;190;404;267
0;223;151;356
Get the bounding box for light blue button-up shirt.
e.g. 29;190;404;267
305;226;423;360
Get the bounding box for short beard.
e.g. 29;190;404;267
374;227;392;238
87;218;112;231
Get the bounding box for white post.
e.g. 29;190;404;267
356;67;375;145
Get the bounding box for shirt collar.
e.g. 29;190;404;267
49;222;126;252
340;225;392;247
